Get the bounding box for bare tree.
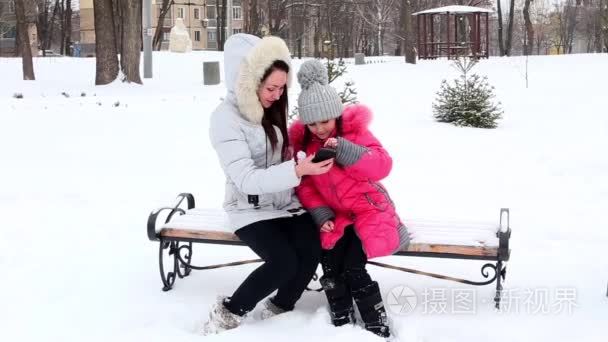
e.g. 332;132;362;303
38;0;61;53
603;0;608;51
523;0;534;55
553;0;580;54
215;0;227;50
398;0;415;63
93;0;118;85
244;0;261;36
152;0;173;51
15;0;37;80
267;0;287;35
119;0;142;84
504;0;516;55
112;0;122;54
62;0;71;54
353;0;398;56
531;0;551;55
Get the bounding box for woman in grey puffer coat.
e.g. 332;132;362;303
203;34;334;334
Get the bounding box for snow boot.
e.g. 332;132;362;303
202;296;245;335
260;297;288;320
321;276;355;326
352;281;390;338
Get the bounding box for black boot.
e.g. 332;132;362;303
352;281;390;338
320;276;355;326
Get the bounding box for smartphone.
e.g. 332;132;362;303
311;147;336;163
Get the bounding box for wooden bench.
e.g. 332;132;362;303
147;193;512;308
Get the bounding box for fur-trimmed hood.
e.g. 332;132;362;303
289;103;373;152
223;34;292;124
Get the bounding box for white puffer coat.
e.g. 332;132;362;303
209;34;304;231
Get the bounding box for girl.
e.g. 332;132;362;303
290;60;410;338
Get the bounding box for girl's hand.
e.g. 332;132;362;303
324;138;338;148
320;220;335;232
295;154;333;177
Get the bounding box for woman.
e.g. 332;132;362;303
203;34;333;335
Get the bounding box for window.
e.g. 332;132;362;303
194;30;201;42
7;0;15;13
232;6;242;20
194;8;200;20
207;31;216;43
1;25;16;39
177;7;185;19
163;31;170;41
232;28;242;35
206;6;216;19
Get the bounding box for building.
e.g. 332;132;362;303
0;0;16;56
0;0;39;57
78;0;244;55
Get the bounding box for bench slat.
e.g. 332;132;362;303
161;228;241;242
159;228;498;257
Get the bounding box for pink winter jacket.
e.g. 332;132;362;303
289;104;403;259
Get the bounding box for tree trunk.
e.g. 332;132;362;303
120;0;142;84
216;0;226;51
523;0;534;55
400;0;416;64
94;0;119;85
44;0;61;51
37;0;49;55
112;0;123;55
604;0;608;52
60;0;65;54
64;0;72;55
505;0;515;55
15;0;36;80
153;0;172;51
245;0;259;35
220;0;227;50
496;0;505;55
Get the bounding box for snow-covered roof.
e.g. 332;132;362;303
412;5;494;16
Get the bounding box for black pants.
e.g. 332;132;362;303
224;213;321;316
321;226;373;291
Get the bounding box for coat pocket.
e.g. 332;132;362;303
364;181;395;211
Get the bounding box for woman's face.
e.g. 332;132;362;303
258;69;287;109
307;119;337;140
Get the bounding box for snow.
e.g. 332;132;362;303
1;52;607;341
412;6;494;16
163;208;501;247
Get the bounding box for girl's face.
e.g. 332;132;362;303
307;119;336;140
257;69;287;109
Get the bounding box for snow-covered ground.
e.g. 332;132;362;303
1;52;607;341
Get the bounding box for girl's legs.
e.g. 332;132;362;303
320;227;355;326
341;228;390;338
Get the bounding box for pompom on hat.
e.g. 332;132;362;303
296;60;343;124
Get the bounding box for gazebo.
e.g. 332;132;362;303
413;5;493;60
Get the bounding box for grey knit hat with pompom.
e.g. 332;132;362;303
296;60;343;124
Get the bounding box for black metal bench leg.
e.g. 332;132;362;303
159;239;178;292
494;260;507;309
177;242;193;278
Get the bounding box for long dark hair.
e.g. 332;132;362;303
261;60;290;160
302;117;343;150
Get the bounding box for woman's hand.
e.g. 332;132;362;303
324;138;338;148
295;154;333;177
320;220;335;232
